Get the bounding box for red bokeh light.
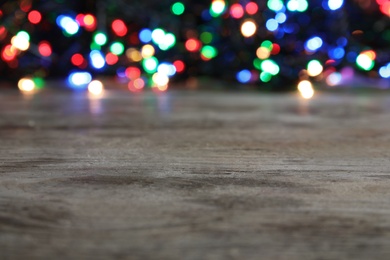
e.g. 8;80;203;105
185;38;201;52
76;14;85;26
105;53;118;65
230;4;244;19
245;2;258;15
125;67;141;79
112;19;128;37
0;26;7;41
173;60;185;73
28;10;42;24
71;53;84;66
38;41;52;57
1;45;18;62
271;43;280;55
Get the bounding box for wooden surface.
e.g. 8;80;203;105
1;89;390;259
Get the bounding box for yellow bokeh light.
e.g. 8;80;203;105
307;60;323;77
11;35;30;51
241;19;257;37
152;72;169;87
88;80;104;96
256;46;271;59
18;78;35;92
141;44;155;58
297;80;314;99
126;48;142;62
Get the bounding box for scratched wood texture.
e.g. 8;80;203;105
1;89;390;260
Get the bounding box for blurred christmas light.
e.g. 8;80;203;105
18;78;35;92
201;46;218;60
327;0;344;11
268;0;284;12
139;29;152;43
126;67;141;79
88;80;104;95
71;53;85;67
241;20;257;37
28;10;41;24
111;19;127;37
245;2;259;15
158;33;176;50
126;48;142;62
275;13;287;23
0;26;7;41
200;32;213;44
210;0;226;17
142;57;158;73
236;69;252;83
356;52;375;71
173;60;185;73
158;63;176;77
110;42;125;55
185;38;201;52
326;72;342;86
11;32;30;51
128;78;145;92
305;36;323;53
379;63;390;78
230;4;244;19
105;52;118;65
298;80;314;99
90;50;105;69
38;41;52;57
171;2;185;15
83;14;96;31
307;60;323;77
94;32;107;46
256;47;271;59
141;44;155;58
68;72;92;88
2;44;18;62
261;59;280;75
56;15;79;36
260;72;273;82
152;72;169;87
151;28;166;45
287;0;308;12
266;19;279;32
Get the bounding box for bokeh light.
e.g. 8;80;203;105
298;80;314;99
38;41;52;57
28;10;41;24
241;20;257;37
171;2;185;15
18;78;35;92
88;80;104;95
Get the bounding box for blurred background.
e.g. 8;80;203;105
0;0;389;96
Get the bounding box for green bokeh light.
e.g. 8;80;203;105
33;77;45;89
260;72;272;82
171;2;185;15
261;59;280;75
200;32;213;44
261;40;273;51
201;45;218;59
110;42;125;55
356;54;375;71
94;32;107;46
142;56;159;73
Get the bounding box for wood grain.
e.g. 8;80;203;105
1;89;390;259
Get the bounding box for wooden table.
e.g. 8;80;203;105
1;88;390;259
